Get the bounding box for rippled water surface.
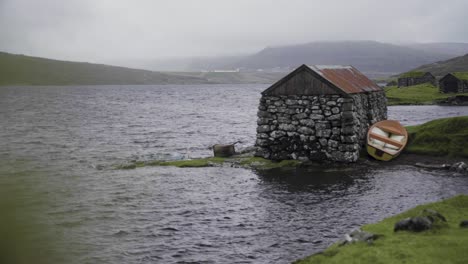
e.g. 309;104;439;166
1;85;468;264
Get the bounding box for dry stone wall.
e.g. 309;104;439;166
255;91;387;162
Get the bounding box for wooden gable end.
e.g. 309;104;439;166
262;65;345;96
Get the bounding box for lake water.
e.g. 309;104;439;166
1;84;468;264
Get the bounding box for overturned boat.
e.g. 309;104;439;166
367;120;408;161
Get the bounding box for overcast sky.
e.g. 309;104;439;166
1;0;468;64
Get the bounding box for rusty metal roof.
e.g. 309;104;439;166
308;65;382;94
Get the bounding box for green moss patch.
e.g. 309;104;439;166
452;72;468;81
384;84;468;105
406;116;468;158
295;195;468;264
117;156;302;170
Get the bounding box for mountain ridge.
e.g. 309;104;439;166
404;53;468;77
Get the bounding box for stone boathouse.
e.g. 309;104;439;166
255;65;387;163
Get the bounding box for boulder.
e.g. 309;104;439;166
450;162;467;172
339;228;380;246
421;209;447;223
213;144;236;157
460;220;468;228
394;209;447;232
394;217;432;232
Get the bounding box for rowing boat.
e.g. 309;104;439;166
366;120;408;161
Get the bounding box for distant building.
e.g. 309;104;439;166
255;65;387;163
212;69;240;73
397;72;436;87
439;73;468;93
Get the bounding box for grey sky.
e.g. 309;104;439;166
1;0;468;64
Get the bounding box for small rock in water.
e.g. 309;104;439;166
415;163;449;170
460;220;468;228
450;162;467;173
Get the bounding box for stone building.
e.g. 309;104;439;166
255;65;387;163
439;73;468;93
398;72;436;87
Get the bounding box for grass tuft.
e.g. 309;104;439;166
116;156;303;170
295;195;468;264
406;116;468;158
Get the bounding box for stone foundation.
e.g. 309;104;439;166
255;91;387;162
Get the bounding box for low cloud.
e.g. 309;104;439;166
1;0;467;63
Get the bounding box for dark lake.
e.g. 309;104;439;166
1;84;468;264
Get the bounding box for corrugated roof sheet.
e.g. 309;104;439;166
308;65;382;94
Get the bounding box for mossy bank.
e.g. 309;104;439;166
117;156;302;170
406;116;468;158
295;195;468;264
384;84;468;105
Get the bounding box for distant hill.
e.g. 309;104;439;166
0;52;211;86
175;71;286;84
404;43;468;57
404;53;468;77
219;41;453;78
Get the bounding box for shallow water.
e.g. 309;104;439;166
1;85;468;263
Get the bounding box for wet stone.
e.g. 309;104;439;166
310;114;324;121
299;119;315;127
319;138;328;147
331;107;340;114
298;127;314;135
257;125;271;133
271;130;286;139
278;123;296;132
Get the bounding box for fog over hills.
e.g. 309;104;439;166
134;41;468;78
3;41;468;85
407;53;468;77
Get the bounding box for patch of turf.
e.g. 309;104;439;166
295;195;468;264
151;157;226;168
405;116;468;158
452;72;468;81
117;156;302;170
384;84;468;105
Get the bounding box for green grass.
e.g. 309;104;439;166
0;51;210;85
399;71;426;78
452;72;468;81
117;156;302;170
384;84;468;105
295;195;468;264
405;116;468;158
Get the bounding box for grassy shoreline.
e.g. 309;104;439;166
117;116;468;170
406;116;468;158
295;195;468;264
384;84;468;105
117;156;302;170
